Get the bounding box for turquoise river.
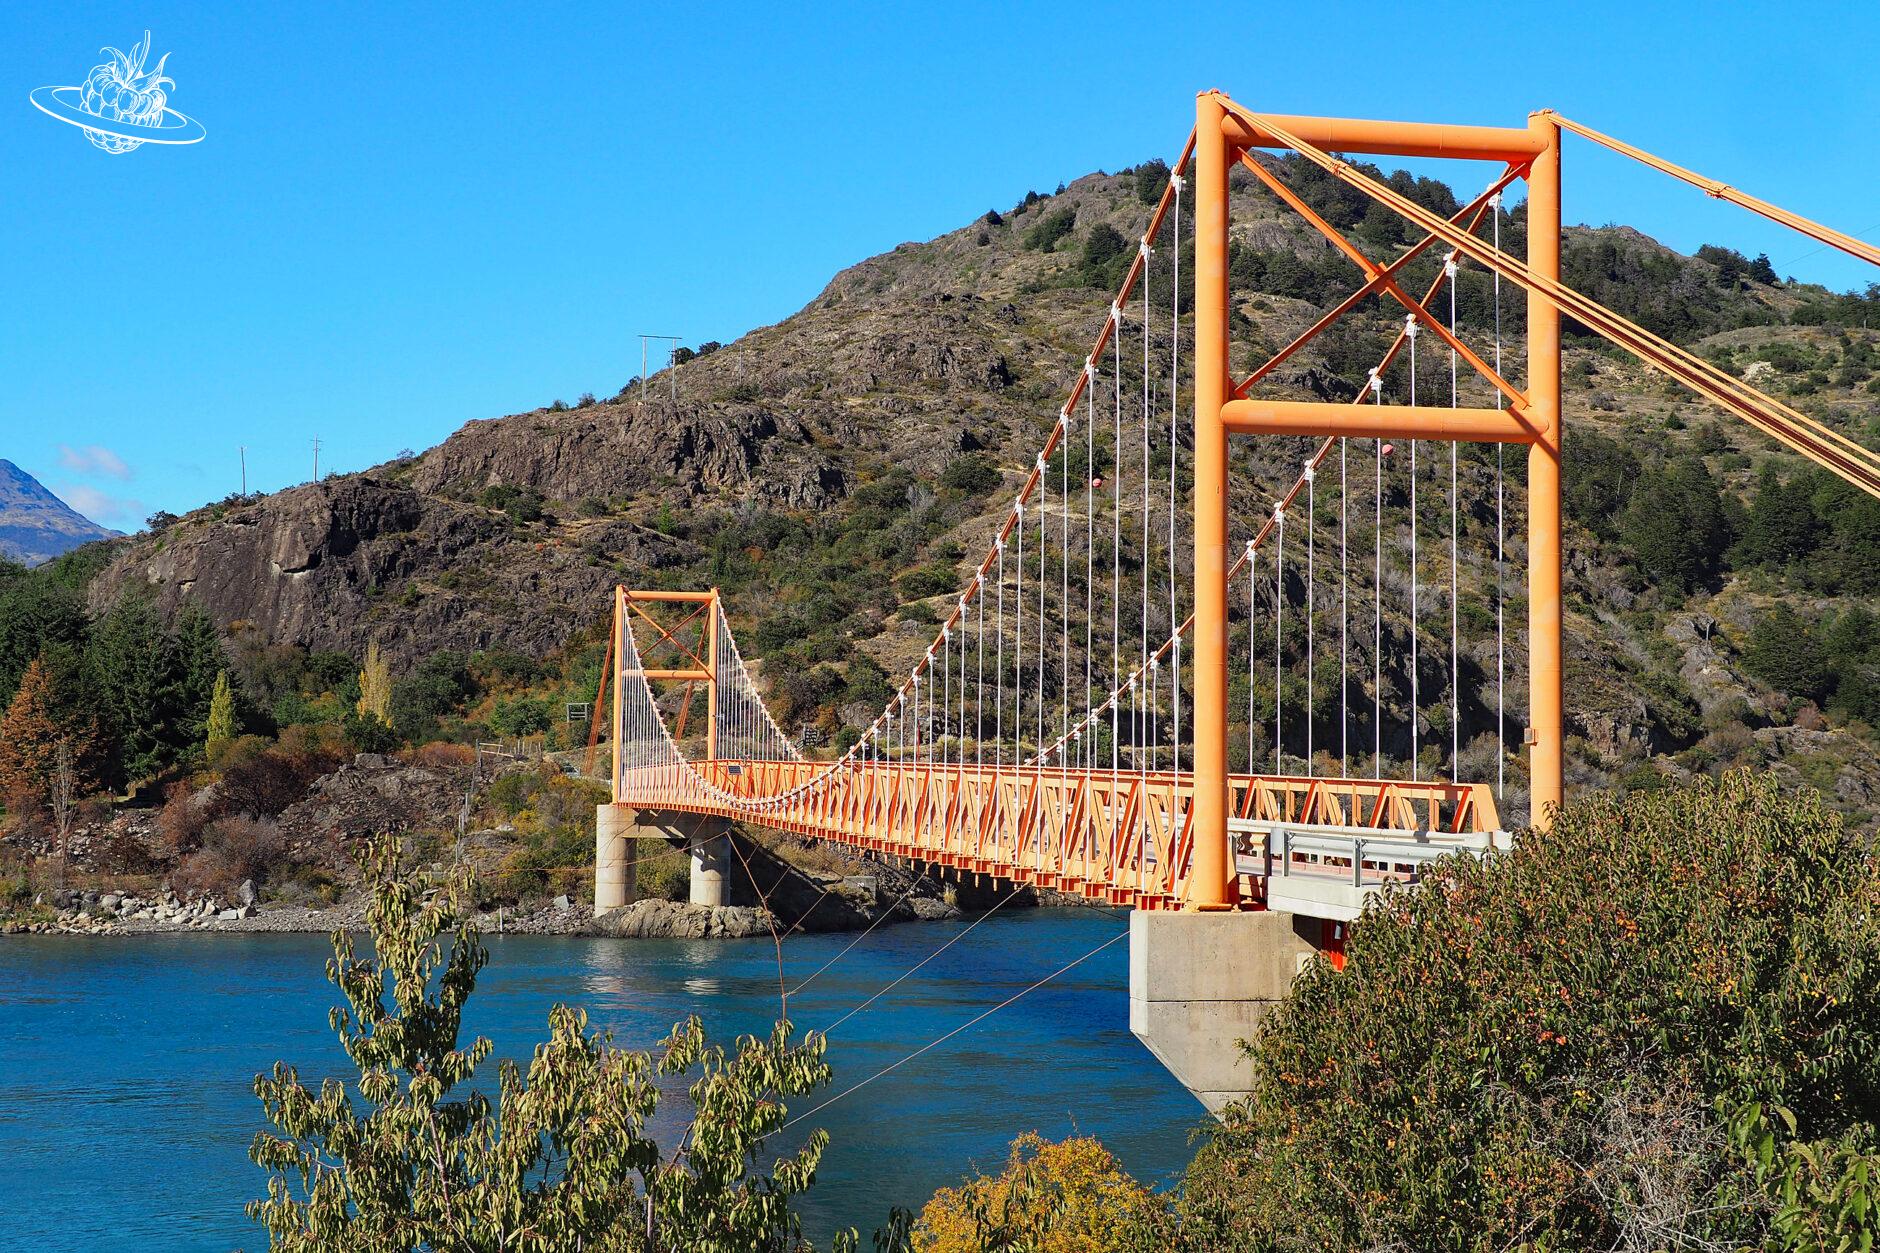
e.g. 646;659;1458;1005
0;908;1199;1250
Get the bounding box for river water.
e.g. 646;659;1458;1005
0;909;1200;1250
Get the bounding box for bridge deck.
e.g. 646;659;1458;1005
617;760;1502;911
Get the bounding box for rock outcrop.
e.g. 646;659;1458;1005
86;477;685;663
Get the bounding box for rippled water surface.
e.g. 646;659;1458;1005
0;909;1199;1250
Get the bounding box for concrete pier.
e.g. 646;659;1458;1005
594;804;634;915
593;805;737;915
687;823;733;907
1128;910;1326;1112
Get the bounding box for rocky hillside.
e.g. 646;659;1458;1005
70;155;1880;825
0;460;115;566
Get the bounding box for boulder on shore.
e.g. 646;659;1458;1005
587;899;772;940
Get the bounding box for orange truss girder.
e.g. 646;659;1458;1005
613;761;1499;912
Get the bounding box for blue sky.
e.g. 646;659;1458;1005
4;0;1876;529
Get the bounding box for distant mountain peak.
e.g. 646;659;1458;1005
0;459;120;567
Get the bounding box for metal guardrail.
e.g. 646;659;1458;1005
1230;818;1506;921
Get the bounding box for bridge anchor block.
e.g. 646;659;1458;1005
1129;910;1326;1112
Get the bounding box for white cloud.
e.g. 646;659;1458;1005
57;484;144;527
58;444;132;481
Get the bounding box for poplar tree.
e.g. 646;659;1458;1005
356;641;393;726
205;670;237;760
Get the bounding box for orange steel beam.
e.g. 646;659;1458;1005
1526;113;1566;826
704;593;719;761
1189;90;1233;909
1221;108;1546;162
1547;112;1880;272
636;667;713;682
626;599;712;674
1202;95;1569;823
1232;166;1523;399
617;757;1502;911
627;589;717;603
1230;104;1880;499
1222;399;1541;443
583;619;613;780
1234;151;1529;413
610;586;625;800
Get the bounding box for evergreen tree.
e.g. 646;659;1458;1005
1734;465;1822;569
173;601;225;744
1743;605;1832;703
1617;456;1733;596
84;597;179;783
0;572;88;707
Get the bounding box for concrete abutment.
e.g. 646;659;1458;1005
1128;909;1330;1112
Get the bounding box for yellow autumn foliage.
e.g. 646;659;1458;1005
914;1132;1164;1252
356;641;393;724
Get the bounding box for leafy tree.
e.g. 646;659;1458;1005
205;671;238;760
915;1133;1165;1252
1077;224;1131;291
1184;773;1880;1250
1748;252;1780;285
490;695;552;737
1023;206;1077;253
249;839;857;1251
0;653;104;810
389;651;474;743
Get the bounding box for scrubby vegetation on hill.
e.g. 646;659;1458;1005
8;146;1880;904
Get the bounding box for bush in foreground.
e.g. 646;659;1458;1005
1182;771;1880;1251
248;838;898;1252
914;1133;1166;1252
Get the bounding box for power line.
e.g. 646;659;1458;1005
816;884;1029;1038
780;928;1127;1135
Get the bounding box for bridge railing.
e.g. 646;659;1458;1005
617;756;1502;912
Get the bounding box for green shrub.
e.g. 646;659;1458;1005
939;454;1002;496
1023;206;1077;253
1184;773;1880;1251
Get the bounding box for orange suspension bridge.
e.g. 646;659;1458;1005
592;92;1880;933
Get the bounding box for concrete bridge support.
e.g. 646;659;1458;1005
594;804;634;915
593;804;736;915
686;822;733;908
1129;910;1327;1113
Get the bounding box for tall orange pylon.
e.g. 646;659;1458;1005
1185;95;1565;904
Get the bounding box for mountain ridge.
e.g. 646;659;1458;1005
58;155;1880;824
0;459;118;567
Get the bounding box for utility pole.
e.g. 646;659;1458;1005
239;446;246;496
311;437;322;483
637;335;682;404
